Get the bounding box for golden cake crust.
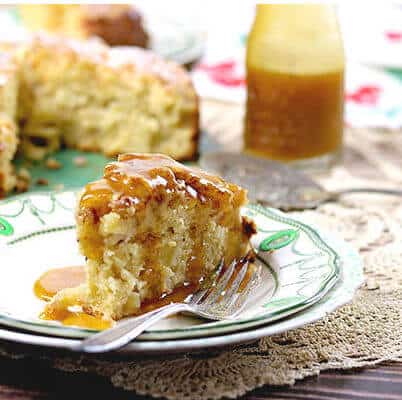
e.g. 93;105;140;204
19;4;149;48
27;34;195;101
81;5;149;47
80;153;248;221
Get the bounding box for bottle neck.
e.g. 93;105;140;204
249;4;344;75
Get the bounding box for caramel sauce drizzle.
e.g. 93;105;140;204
79;153;245;220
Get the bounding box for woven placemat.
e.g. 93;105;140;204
1;100;402;399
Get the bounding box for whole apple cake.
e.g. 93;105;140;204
0;35;199;197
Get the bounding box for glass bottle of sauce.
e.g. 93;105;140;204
244;5;345;168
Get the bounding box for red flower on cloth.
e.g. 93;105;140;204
385;31;402;42
197;60;246;87
346;85;382;106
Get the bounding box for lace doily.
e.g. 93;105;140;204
1;121;402;399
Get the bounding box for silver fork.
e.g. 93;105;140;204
72;256;261;353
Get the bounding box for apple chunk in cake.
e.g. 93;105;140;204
47;153;256;320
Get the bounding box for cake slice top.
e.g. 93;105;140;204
80;153;248;220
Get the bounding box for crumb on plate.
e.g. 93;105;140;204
45;157;62;170
36;177;49;186
73;156;88;167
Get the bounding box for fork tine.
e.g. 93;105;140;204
199;259;237;306
189;288;208;305
218;259;250;304
240;264;261;299
226;264;262;317
209;257;226;287
189;258;225;305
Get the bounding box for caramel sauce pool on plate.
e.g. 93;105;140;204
34;266;85;302
34;266;197;330
34;266;112;330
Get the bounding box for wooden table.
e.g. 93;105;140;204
0;355;401;399
0;100;401;399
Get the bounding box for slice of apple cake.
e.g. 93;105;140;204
46;153;256;320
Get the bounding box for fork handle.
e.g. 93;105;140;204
72;303;190;353
329;188;402;201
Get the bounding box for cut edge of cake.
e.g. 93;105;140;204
0;48;19;197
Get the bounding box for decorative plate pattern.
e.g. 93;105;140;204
0;190;347;341
0;222;363;354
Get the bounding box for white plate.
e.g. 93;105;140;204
146;17;205;65
0;190;355;341
0;232;363;354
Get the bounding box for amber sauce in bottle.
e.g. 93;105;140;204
244;5;345;165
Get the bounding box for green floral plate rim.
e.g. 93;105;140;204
0;190;362;341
